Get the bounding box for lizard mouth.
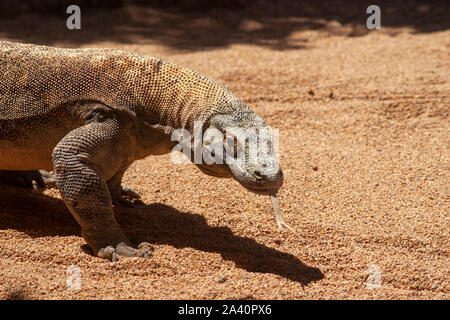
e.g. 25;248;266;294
196;163;281;194
236;180;282;195
226;157;283;194
195;154;283;194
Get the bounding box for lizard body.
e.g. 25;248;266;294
0;41;283;260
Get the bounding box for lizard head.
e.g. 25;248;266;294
194;105;284;195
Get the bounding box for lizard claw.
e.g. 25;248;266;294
98;246;117;261
38;170;57;188
96;242;153;261
138;242;153;259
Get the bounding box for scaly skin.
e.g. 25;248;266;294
0;41;283;260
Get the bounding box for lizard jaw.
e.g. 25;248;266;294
226;157;283;194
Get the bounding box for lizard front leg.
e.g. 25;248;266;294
52;118;152;261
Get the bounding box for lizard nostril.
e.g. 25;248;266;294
254;170;262;178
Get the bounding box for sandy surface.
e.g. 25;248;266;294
0;5;449;299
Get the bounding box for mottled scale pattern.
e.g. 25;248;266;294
0;41;237;131
51;117;129;251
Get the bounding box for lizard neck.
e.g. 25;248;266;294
124;56;231;135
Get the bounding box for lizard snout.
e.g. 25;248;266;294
251;166;283;189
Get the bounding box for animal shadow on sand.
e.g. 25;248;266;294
0;184;323;285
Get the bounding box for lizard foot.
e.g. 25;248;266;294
0;170;57;190
38;170;57;188
111;187;145;208
97;242;153;262
0;170;46;190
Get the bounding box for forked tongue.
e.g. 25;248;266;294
269;190;297;234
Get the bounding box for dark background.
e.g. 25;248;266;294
1;1;449;31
